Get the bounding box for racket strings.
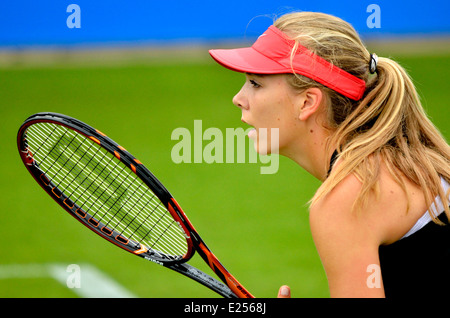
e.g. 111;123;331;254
25;122;188;259
29;123;187;256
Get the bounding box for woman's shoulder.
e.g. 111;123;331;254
309;163;428;246
309;172;377;244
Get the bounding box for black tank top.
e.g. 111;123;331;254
378;213;450;298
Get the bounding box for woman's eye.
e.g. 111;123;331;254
249;80;261;88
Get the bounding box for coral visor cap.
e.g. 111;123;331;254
209;25;366;101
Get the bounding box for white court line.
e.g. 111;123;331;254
0;263;137;298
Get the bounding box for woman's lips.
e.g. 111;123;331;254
241;118;257;140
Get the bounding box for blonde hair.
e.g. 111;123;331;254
274;12;450;223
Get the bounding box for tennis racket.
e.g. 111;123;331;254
17;112;253;298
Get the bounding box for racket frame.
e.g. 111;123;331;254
17;112;253;298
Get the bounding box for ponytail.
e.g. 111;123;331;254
315;56;450;222
273;12;450;221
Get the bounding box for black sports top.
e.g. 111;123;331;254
378;212;449;298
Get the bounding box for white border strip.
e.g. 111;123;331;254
0;263;137;298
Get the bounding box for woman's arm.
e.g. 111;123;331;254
309;173;386;298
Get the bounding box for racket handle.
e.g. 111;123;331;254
166;263;238;298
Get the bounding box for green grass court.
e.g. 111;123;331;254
0;48;449;298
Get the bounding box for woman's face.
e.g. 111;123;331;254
232;73;303;155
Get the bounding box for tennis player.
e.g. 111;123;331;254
209;12;450;298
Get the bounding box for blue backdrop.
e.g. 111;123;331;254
1;0;449;48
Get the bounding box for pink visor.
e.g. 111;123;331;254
209;26;366;100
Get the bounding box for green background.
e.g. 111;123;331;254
1;47;449;298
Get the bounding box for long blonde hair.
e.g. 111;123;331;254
274;12;450;222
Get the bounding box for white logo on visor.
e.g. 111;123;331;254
257;33;267;40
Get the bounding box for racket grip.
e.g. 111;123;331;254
166;263;238;298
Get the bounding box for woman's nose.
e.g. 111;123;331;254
232;86;248;110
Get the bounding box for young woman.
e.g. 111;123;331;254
209;12;450;298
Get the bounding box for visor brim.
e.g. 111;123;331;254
209;48;289;74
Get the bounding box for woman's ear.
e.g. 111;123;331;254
298;87;323;121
